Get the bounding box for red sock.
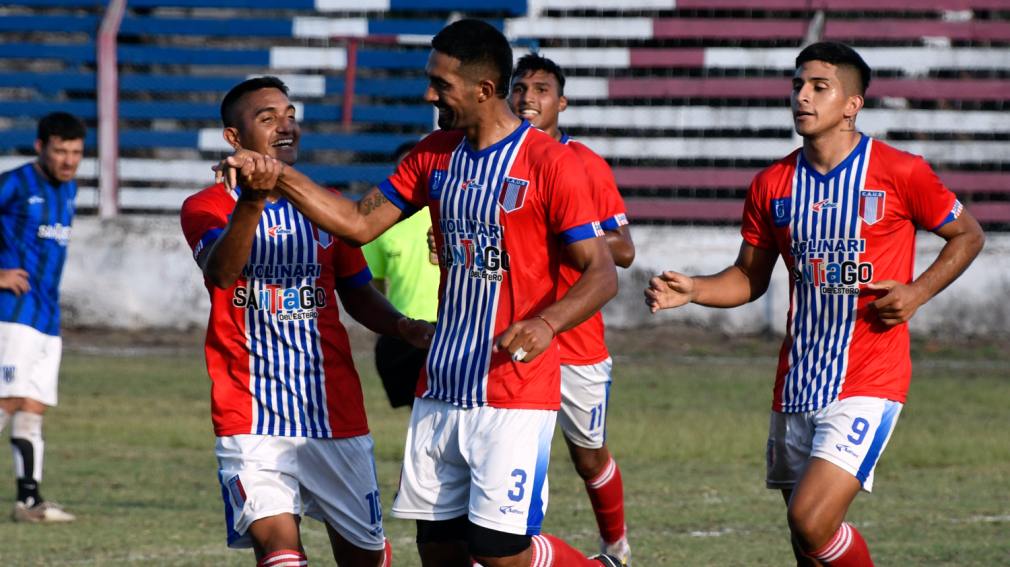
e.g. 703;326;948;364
585;457;626;544
258;549;308;567
382;538;392;567
531;534;603;566
810;522;873;566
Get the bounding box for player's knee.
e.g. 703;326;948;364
10;411;43;442
569;444;609;480
573;448;601;479
415;516;468;544
467;523;530;559
786;507;835;551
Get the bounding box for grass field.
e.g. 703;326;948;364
0;326;1007;566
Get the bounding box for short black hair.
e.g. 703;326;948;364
220;76;289;127
795;42;871;95
514;53;566;96
37;112;86;142
431;19;513;98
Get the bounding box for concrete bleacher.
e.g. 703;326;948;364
0;0;1007;226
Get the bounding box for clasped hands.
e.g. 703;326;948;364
213;149;285;195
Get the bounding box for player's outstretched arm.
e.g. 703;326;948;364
645;241;778;313
218;149;403;246
605;225;635;268
496;236;617;363
278;166;403;246
337;282;434;349
868;208;985;326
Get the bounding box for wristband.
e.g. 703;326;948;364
536;315;557;338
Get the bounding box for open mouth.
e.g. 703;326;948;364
271;138;294;148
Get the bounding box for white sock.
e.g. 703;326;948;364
11;412;44;483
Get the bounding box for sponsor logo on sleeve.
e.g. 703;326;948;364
772;197;792;227
429;169;446;200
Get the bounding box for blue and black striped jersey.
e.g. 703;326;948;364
0;162;76;336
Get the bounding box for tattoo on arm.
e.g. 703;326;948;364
359;191;390;216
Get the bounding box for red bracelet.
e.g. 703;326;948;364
536;315;557;337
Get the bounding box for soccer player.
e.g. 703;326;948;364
510;53;635;563
362;141;440;409
181;76;433;567
0;112;85;524
644;42;985;566
218;19;624;567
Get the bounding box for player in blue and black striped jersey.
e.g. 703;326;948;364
0;111;85;523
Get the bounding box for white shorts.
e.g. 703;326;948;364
0;322;61;406
216;434;385;550
391;398;557;536
766;396;903;493
559;358;613;449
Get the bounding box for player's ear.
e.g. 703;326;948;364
33;139;43;155
558;95;568;113
476;78;496;103
222;127;242;150
844;93;864;122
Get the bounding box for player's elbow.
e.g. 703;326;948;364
206;271;238;290
613;246;635;269
340;220;381;247
598;263;619;304
747;281;769;303
968;224;986;257
203;262;240;289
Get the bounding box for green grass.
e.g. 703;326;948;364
0;330;1007;566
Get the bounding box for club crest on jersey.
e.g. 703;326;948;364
498;176;529;213
772;197;791;227
859;190;886;225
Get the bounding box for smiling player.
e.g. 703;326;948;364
181;76;434;567
215;20;624;567
510;53;635;564
645;43;984;566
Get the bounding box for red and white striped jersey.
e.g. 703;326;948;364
181;184;372;438
556;134;628;366
380;121;603;410
742;136;961;413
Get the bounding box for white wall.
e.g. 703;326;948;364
61;218;1010;336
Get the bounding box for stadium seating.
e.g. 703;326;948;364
0;0;1006;226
